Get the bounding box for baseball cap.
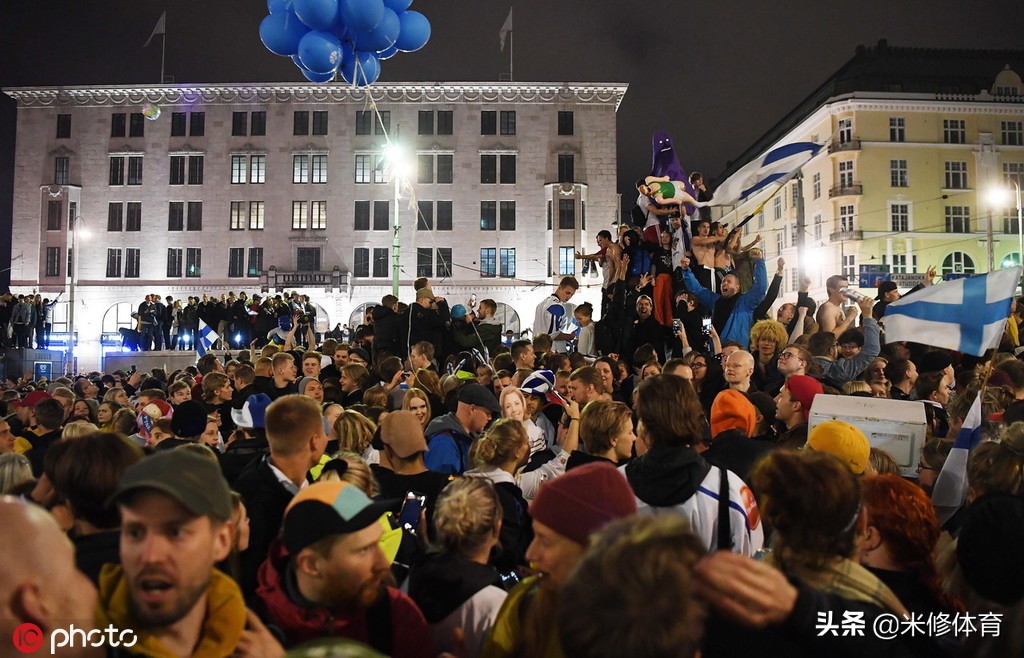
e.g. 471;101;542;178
13;390;52;408
231;393;272;429
110;450;232;522
875;281;898;300
806;420;871;475
784;375;823;414
457;383;502;414
282;481;395;554
380;410;428;458
450;304;468;319
416;288;435;301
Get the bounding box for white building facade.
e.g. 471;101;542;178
3;82;626;371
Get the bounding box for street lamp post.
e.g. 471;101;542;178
989;181;1024;270
385;143;412;298
66;216;87;375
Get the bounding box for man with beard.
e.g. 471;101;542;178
679;252;766;350
254;480;435;656
99;450;246;657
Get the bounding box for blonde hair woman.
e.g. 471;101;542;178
401;388;432;429
333;409;379;465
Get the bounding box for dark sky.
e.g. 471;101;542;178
1;0;1022;195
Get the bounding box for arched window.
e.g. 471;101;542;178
102;302;137;333
348;302;376;329
941;252;976;276
1002;253;1022;269
493;302;521;335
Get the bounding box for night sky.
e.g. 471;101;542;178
1;0;1022;195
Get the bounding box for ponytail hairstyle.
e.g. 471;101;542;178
469;418;528;468
433;477;503;557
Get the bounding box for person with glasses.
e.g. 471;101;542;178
684;351;726;418
776;345;813;380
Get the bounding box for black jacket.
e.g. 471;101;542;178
702;429;775;490
234;457;298;600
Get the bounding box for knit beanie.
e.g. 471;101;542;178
784;375;823;415
710;389;756;438
806;420;870;475
530;462;637;546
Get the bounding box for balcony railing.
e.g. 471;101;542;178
827;138;861;154
829;183;863;198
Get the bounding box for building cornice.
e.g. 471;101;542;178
2;82;629;111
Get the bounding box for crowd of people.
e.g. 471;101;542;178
2;214;1024;657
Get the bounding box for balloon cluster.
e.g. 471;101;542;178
259;0;430;86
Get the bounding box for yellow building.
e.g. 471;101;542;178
713;41;1024;299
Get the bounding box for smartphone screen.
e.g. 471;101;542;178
701;317;712;334
398;492;427;534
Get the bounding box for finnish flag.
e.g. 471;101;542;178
707;142;821;206
931;392;983;525
196;318;219;357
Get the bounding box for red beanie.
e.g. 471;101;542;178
785;375;823;415
710;389;756;438
530;462;637;546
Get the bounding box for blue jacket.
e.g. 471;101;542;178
424;413;473;476
682;259;767;349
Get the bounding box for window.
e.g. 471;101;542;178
889;117;905;142
942;252;975;276
480;201;496;230
251;111;267;136
167;202;183;231
437;155;453;184
944;206;971;233
838;160;854;187
437;200;453;230
355;111;372;135
170;156;186;185
126;202;142;231
228;248;245;277
839;205;855;232
170;112;186;137
294;111;310;135
247;247;263;276
813;213;822;241
249;201;264;230
437;111;453;135
437;248;452;277
167;248;183;277
837;118;852;143
944;161;968;189
417;200;433;230
106;249;122;278
55;114;71;139
187;155;203;185
418;111;434;135
354;248;370;277
559;246;575;275
292;201;308;230
791;183;799;207
1004;209;1019;235
231;155;246;184
500;201;516;230
54;156;70;185
842;254;856;280
890;159;908;187
481;111;497;135
499;155;516;184
297;247;322;271
480;155;497;184
480;248;496;277
500;248;516;277
373;155;388;184
111;113;126;137
232;112;247;136
186;248;202;277
558;154;574;183
500;111;516;135
417;247;433;277
354;154;372;184
124;156;142;185
559;199;576;229
776;232;784;254
45;201;62;231
125;249;140;278
230;201;245;230
189;112;205;137
373;200;389;230
812;172;821;199
372;248;388;277
312;111;328;135
310;201;327;230
293;155;309;184
250;155;266;183
109;203;124;231
558;111;574;135
943;119;965;144
45;247;61;277
757;211;764;229
889;254;916;274
418;154;434;184
1005;162;1024;186
311;155;327;184
354;201;370;230
186;201;202;231
890;203;909;232
1002;121;1023;146
773;196;782;221
354;110;388;135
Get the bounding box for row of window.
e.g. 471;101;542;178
57;109;576;140
838;117;1024;147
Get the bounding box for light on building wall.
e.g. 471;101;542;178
385;142;413;180
987;185;1011;208
803;247;824;272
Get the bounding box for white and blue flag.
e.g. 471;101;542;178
196;318;218;357
708;142;821;206
883;267;1020;356
931;392;983;525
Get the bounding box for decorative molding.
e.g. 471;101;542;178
47;145;76;157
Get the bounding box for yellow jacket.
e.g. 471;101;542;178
479;576;564;658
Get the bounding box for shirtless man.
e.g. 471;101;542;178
817;275;860;338
689;219;726;292
576;230;623;316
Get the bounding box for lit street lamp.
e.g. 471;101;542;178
66;216;89;375
988;181;1024;270
384;142;413;297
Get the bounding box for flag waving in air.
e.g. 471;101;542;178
883;267;1021;356
707;142;821;206
931;391;984;525
196;318;218;357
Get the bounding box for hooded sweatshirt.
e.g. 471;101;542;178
424;413;473;475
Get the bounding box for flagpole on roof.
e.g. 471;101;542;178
161;30;166;83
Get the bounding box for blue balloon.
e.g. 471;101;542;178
377;44;398;60
302;68;336;83
339;50;380;86
259;11;311;56
294;0;338;30
353;8;399;53
268;0;293;14
290;53;309;70
394;10;430;52
298;30;343;74
383;0;412;12
339;0;385;33
327;12;349;40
